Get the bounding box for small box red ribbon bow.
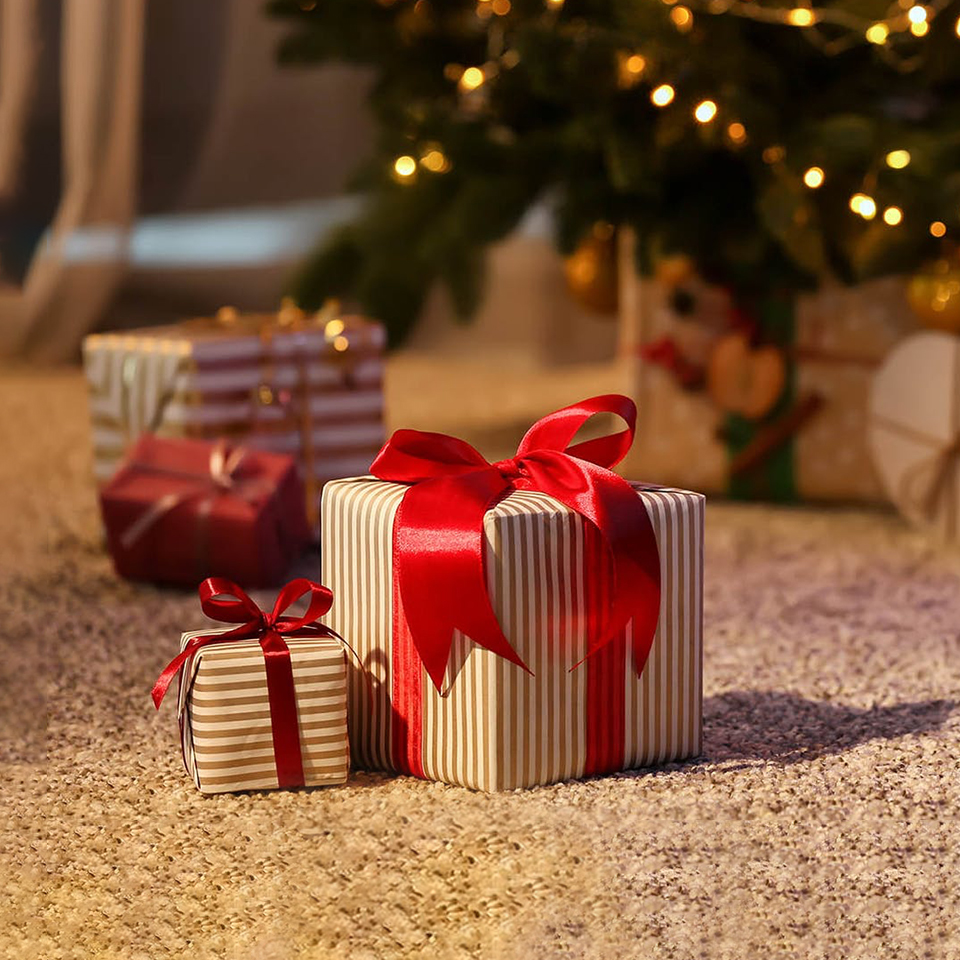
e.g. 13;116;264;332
153;577;342;789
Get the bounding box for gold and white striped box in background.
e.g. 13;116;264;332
82;314;386;514
321;478;704;791
177;629;350;794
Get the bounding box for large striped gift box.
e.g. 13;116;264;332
177;628;350;794
321;478;703;791
82;310;385;519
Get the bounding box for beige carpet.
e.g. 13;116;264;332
2;364;959;960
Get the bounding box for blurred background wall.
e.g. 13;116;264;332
0;0;618;365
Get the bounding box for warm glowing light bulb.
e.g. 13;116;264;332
651;84;675;107
694;99;717;123
907;5;927;23
865;22;889;43
910;19;929;35
850;194;877;219
886;149;911;169
324;318;345;338
394;155;417;178
616;52;647;88
727;122;747;144
803;167;824;189
931;221;947;238
492;0;511;14
955;15;960;37
333;335;350;353
546;0;564;7
787;7;816;26
883;206;903;225
421;148;450;172
460;66;485;91
671;5;693;29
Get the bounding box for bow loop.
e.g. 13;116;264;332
515;394;637;468
372;428;491;483
198;577;263;623
270;577;335;631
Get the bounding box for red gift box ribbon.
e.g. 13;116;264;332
371;394;663;779
153;577;342;789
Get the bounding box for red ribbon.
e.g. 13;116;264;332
153;577;339;789
371;394;662;691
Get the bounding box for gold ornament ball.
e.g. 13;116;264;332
907;259;960;332
563;226;619;315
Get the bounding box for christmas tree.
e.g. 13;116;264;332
269;0;960;344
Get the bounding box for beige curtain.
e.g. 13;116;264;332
0;0;39;202
0;0;144;361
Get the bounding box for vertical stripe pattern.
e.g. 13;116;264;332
177;630;349;794
321;478;704;791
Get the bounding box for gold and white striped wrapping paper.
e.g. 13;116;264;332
82;318;386;486
320;477;704;791
177;629;350;794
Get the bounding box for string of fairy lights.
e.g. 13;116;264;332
379;0;960;242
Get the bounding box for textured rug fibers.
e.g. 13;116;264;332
1;365;959;959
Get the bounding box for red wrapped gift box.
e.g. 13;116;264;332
100;435;310;587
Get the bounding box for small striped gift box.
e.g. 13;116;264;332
177;628;349;794
82;307;385;524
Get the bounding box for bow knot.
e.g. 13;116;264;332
208;442;245;489
370;394;662;691
493;457;525;482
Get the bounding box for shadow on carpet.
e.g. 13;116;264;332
702;689;956;768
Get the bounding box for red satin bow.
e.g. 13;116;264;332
371;394;662;691
153;577;339;788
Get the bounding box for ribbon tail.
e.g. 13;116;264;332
395;471;530;691
526;454;661;676
152;648;192;708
